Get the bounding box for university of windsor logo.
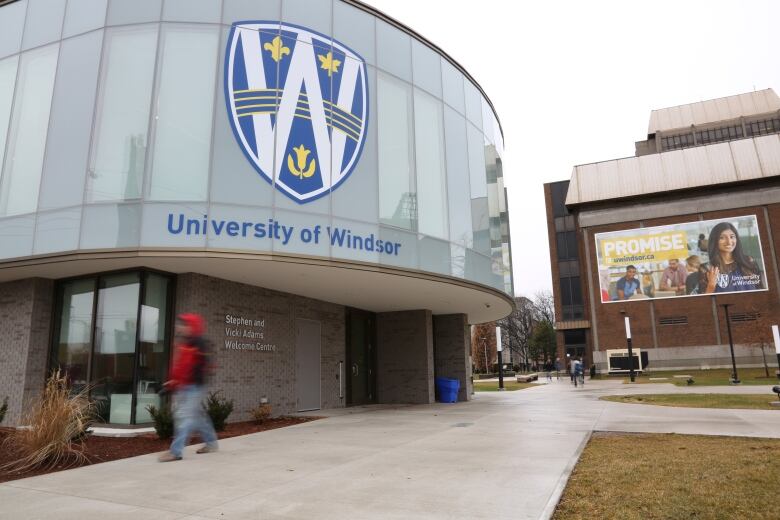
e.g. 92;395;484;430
225;22;368;203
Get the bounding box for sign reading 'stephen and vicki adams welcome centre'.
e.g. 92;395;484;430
596;215;768;302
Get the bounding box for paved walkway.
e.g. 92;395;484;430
2;380;779;520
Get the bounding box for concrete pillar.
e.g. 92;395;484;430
376;310;434;404
0;278;54;426
433;314;471;401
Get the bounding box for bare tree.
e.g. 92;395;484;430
533;290;555;325
470;323;496;374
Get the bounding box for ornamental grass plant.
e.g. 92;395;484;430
1;370;94;472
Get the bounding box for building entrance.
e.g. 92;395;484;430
346;309;376;406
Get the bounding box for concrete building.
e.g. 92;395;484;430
545;89;780;372
0;0;514;426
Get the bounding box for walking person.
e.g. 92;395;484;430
571;357;581;387
159;313;218;462
544;359;553;382
555;357;561;380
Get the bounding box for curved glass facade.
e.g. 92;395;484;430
0;0;512;295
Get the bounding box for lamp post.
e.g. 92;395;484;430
620;310;635;383
496;326;504;391
720;304;740;384
772;325;780;381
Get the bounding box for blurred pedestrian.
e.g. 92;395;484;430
159;313;218;462
555;357;561;380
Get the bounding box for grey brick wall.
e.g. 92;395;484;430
433;314;471;401
376;310;434;404
0;278;54;426
175;273;346;422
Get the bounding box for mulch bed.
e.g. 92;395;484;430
0;417;318;484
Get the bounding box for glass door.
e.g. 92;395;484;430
50;269;173;425
346;309;376;406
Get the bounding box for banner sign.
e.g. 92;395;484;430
595;215;767;303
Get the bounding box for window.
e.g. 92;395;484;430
413;88;448;239
730;312;760;323
0;44;59;216
87;25;158;202
746;118;780;137
149;25;219;201
50;270;173;425
377;72;416;230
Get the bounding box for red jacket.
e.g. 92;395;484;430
168;314;210;389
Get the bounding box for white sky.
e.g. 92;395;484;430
365;0;780;298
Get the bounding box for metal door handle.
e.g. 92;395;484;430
352;363;359;376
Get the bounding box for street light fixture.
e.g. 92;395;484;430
720;304;740;384
620;310;635;383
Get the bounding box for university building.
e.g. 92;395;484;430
545;89;780;372
0;0;514;426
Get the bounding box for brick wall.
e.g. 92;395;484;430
584;204;780;370
175;273;345;421
0;278;53;426
433;314;471;401
376;310;434;404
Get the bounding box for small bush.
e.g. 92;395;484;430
203;391;233;431
0;397;7;424
250;403;272;424
1;370;94;472
146;404;174;440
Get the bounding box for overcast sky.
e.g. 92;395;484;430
366;0;780;298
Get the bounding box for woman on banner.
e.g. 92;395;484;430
702;222;763;294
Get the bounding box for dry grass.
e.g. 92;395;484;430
473;381;536;391
1;371;94;472
553;433;780;520
602;393;780;410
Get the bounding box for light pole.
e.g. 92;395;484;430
772;325;780;381
496;326;504;390
720;304;740;384
620;310;635;383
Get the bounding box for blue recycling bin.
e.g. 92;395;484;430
435;377;460;403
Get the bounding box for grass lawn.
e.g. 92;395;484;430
595;367;779;386
553;432;780;520
473;381;536;391
601;393;780;410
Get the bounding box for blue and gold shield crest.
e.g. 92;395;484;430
225;21;368;203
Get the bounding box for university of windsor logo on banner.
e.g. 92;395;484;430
225;21;369;203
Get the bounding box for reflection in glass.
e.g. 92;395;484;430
88;26;158;202
414;89;448;239
0;44;59;216
0;55;19;191
51;279;96;394
91;272;140;425
444;106;472;248
136;273;169;423
150;26;219;201
378;73;416;230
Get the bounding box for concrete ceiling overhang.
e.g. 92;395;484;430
0;249;514;324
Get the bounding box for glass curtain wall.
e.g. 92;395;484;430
0;43;59;216
50;270;172;425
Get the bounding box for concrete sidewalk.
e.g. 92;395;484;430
2;380;779;520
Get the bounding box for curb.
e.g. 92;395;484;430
539;429;592;520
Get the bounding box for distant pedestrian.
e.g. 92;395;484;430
544;359;552;381
159;313;218;462
555;357;561;380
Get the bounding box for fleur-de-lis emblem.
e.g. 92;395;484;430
287;144;316;179
317;52;341;77
263;36;290;62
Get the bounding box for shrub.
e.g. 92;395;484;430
250;403;272;424
203;391;233;431
0;397;7;424
1;370;94;472
146;403;174;440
